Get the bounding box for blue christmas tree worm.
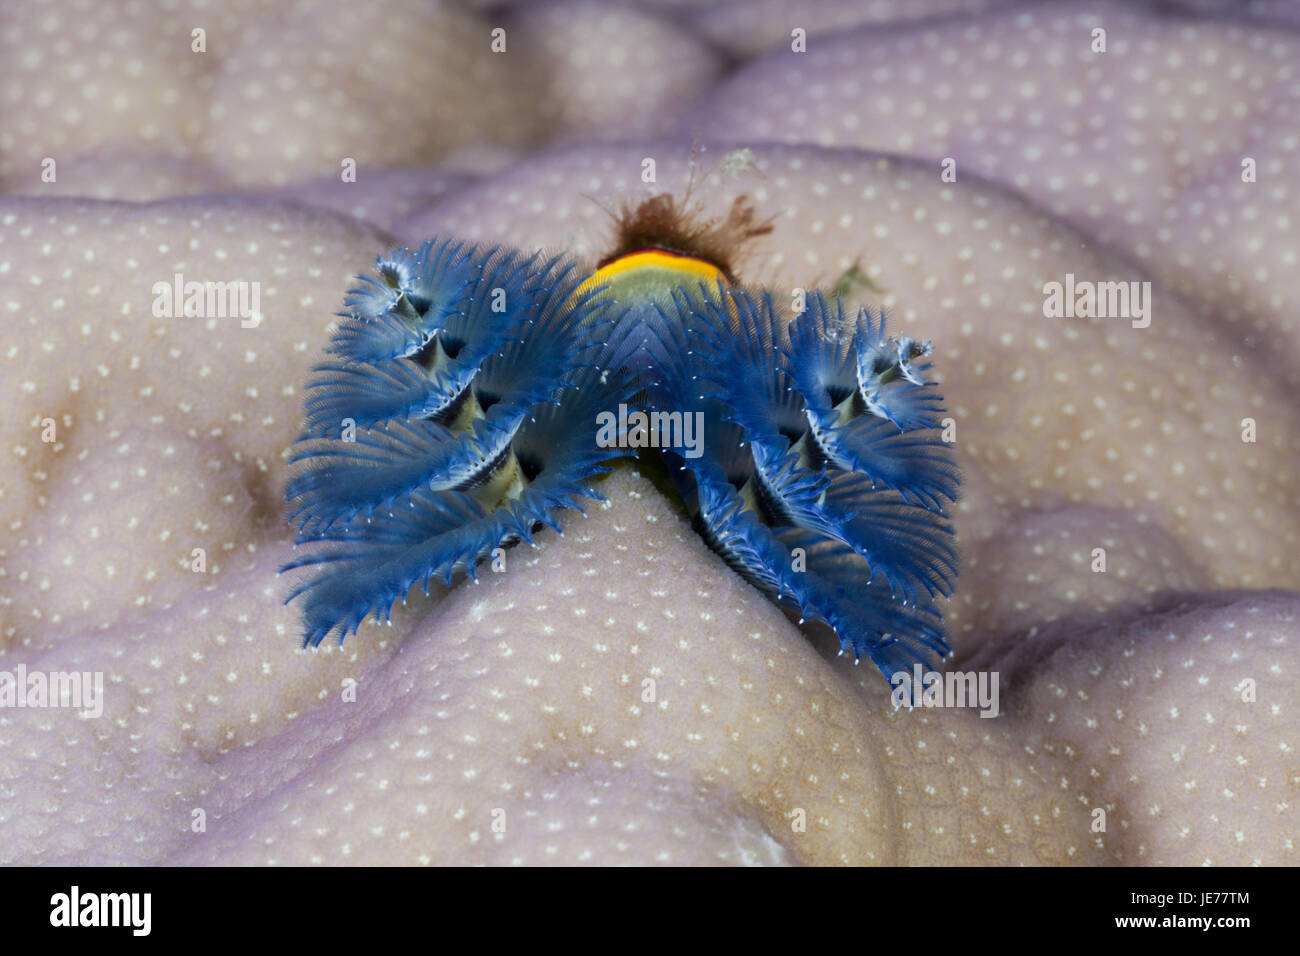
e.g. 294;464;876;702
283;191;960;688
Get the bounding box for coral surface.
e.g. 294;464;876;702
0;0;1296;865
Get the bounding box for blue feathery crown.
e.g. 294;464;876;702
283;236;960;687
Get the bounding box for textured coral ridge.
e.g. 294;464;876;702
1;150;1297;867
284;240;959;685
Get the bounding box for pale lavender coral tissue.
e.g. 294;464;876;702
0;0;1296;865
